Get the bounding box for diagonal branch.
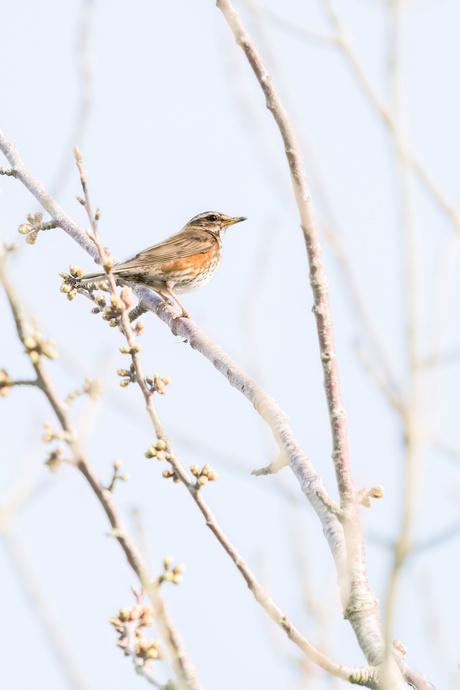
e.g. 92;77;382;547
0;128;347;594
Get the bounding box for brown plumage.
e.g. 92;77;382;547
78;211;246;317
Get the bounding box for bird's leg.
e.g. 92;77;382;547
152;289;175;307
165;284;190;318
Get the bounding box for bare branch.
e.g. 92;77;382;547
0;249;381;688
248;1;337;44
50;0;95;198
70;156;378;685
214;0;392;676
0;252;202;690
322;0;460;230
0;128;345;604
1;523;94;690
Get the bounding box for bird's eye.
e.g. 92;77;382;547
207;214;218;222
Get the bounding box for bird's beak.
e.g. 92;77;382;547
224;216;247;226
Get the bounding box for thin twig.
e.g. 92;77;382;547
322;0;460;230
381;6;424;680
72;151;202;690
251;2;337;44
50;0;95;198
1;523;94;690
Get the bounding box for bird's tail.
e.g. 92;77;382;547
74;271;106;283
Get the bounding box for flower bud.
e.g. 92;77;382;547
24;336;37;350
118;607;131;621
120;287;133;307
18;223;32;235
25;231;38;245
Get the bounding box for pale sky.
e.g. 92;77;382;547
1;1;459;688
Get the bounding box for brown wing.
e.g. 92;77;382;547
112;230;216;273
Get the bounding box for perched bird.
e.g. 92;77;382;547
77;211;246;317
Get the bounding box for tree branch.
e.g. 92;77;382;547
0;128;347;610
69;155;377;686
0;249;202;690
215;0;388;674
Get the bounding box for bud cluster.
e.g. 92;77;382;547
190;463;218;486
17;212;50;245
162;468;180;482
107;458;130;491
98;292;126;326
0;369;12;397
44;445;67;473
358;485;384;508
111;604;155;629
42;421;71;443
23;333;58;363
90;293;107;315
160;556;185;585
145;373;171;394
144;438;168;460
109;589;162;670
392;639;407;657
133;320;145;336
66;376;102;404
59;268;79;301
135;638;162;662
117;363;136;388
119;343;142;355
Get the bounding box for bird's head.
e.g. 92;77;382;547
183;211;247;239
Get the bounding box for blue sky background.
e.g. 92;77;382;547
1;1;459;688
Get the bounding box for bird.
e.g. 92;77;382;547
76;211;246;317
